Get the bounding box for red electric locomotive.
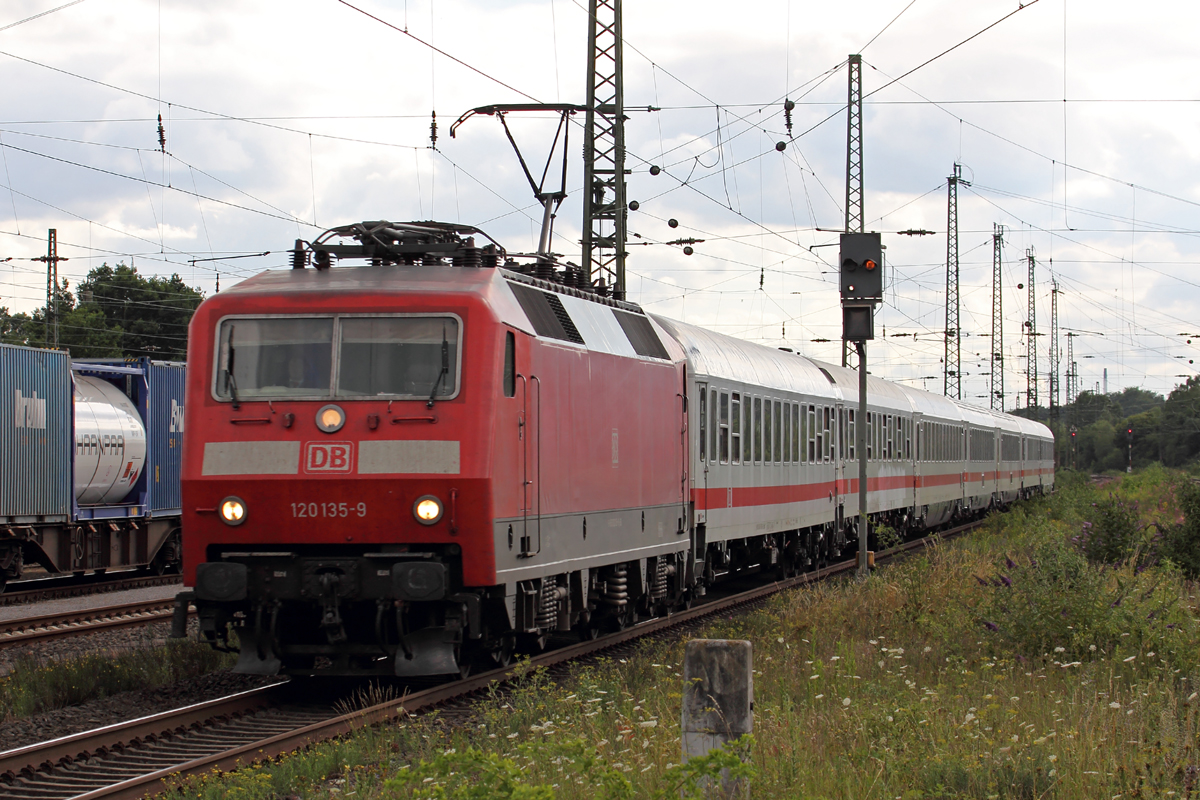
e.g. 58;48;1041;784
176;220;1054;678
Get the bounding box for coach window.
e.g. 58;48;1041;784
710;389;719;463
808;405;816;463
826;406;835;461
763;399;773;463
731;393;741;464
774;401;783;463
753;397;763;463
503;332;516;397
719;392;730;464
741;396;749;462
697;384;707;463
783;403;791;463
792;404;801;463
847;409;856;460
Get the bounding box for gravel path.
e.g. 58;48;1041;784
0;584;182;623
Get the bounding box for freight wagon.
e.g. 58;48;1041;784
0;343;185;588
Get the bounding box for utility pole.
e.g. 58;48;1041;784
1066;332;1078;406
843;54;864;369
582;0;627;299
944;164;967;399
1050;278;1061;419
1026;248;1038;411
990;223;1004;410
32;229;68;348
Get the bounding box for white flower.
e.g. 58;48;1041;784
638;720;658;728
1124;656;1137;662
1048;754;1058;762
1089;644;1097;651
1109;702;1121;709
815;694;824;699
1188;692;1198;702
964;713;976;724
507;732;519;739
1054;647;1065;653
886;715;893;722
1011;735;1019;742
810;674;820;680
869;639;879;645
777;636;785;644
923;646;932;653
842;697;852;707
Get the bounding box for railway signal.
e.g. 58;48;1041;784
840;230;884;579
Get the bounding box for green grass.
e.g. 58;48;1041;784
173;469;1200;799
1;638;236;722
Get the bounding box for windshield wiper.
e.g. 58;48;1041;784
223;326;241;409
426;326;450;409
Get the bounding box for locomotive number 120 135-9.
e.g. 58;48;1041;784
291;502;367;518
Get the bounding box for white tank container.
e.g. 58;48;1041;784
73;375;147;505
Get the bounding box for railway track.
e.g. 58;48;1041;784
0;574;181;608
0;521;981;800
0;600;183;648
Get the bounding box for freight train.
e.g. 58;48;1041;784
0;345;185;588
176;221;1054;677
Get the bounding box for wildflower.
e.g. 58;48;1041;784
1054;647;1065;653
507;732;519;739
1011;735;1019;742
815;694;824;699
1089;645;1097;652
777;637;785;644
983;621;1000;632
1124;656;1136;662
638;720;658;728
842;697;852;707
1188;692;1198;702
964;713;976;724
1048;754;1058;762
1109;702;1121;709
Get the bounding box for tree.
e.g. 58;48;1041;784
1111;386;1165;417
74;264;203;360
1159;377;1200;467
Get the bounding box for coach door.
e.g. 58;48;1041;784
912;413;924;511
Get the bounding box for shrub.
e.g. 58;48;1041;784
1077;494;1144;565
1160;481;1200;580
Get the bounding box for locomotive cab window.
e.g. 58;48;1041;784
503;331;516;397
216;317;333;400
338;317;459;398
214;314;462;402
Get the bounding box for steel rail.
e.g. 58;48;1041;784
0;574;182;607
1;520;982;800
0;600;184;647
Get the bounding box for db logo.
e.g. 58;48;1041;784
304;441;354;474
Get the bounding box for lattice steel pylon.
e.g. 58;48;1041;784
1026;248;1038;410
842;54;864;368
944;164;966;399
32;228;67;348
990;224;1004;410
1050;278;1061;419
1066;332;1078;405
581;0;627;300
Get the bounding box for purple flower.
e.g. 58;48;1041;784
983;621;999;632
974;575;989;587
1006;556;1017;569
1000;575;1013;587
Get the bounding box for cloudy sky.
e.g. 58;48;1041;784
1;0;1198;407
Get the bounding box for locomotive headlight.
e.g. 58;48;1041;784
316;404;346;433
220;496;247;526
413;495;443;525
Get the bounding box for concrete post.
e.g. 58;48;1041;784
681;639;753;794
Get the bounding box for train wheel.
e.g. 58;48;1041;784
488;636;515;667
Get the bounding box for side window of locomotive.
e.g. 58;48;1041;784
338;317;459;398
731;393;741;464
719;392;730;464
697;384;707;463
503;332;516;398
216;317;333;400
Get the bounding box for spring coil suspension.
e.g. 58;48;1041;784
650;558;670;600
600;564;629;607
536;576;559;628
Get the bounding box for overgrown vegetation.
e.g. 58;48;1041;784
0;638;234;722
174;468;1200;799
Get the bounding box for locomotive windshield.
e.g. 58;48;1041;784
215;315;460;401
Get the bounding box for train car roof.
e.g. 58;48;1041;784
650;316;839;400
807;359;918;413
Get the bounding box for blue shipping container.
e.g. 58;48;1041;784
0;344;73;523
146;361;186;514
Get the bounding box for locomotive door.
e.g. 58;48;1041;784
517;373;541;556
